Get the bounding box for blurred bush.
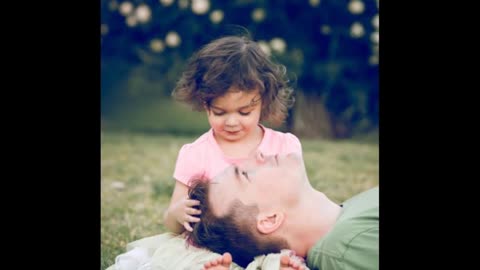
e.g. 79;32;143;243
101;0;379;139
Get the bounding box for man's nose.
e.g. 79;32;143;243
254;152;278;166
254;151;265;164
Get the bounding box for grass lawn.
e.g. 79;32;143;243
100;131;378;269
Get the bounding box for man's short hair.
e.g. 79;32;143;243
185;179;288;267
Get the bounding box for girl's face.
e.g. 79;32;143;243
206;86;262;143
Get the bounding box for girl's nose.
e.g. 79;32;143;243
225;115;238;126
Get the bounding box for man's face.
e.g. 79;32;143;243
209;153;306;216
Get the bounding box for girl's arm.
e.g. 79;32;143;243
163;180;201;234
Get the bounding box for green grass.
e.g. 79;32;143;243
102;98;211;136
100;131;379;269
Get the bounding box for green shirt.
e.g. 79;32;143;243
307;187;379;270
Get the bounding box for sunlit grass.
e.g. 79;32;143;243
101;132;378;269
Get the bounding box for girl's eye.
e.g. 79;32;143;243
239;111;251;116
213;111;225;116
242;171;250;181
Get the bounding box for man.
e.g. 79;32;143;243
186;153;379;269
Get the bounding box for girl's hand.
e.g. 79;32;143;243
169;195;202;232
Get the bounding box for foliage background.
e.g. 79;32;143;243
101;0;379;138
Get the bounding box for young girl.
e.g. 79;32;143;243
165;34;302;235
108;35;307;270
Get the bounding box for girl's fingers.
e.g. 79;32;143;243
186;198;200;206
183;222;193;232
186;215;200;222
186;208;202;215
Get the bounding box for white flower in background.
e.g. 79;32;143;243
150;39;165;52
258;40;271;56
165;31;181;47
126;15;138;27
109;0;118;11
350;22;364;38
210;9;224;24
348;0;365;15
370;31;379;44
321;24;331;35
192;0;210;15
119;1;133;16
369;55;378;65
270;38;287;54
159;0;174;7
101;24;109;35
372;14;379;29
178;0;189;9
309;0;321;7
135;4;152;23
252;8;266;22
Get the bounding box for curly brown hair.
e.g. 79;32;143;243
172;35;294;127
185;179;289;268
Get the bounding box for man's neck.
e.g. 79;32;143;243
282;188;342;257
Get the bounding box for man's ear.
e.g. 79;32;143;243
256;212;284;234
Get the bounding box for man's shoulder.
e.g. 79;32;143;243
339;187;379;221
324;219;379;249
308;221;379;269
309;188;379;260
343;187;379;207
